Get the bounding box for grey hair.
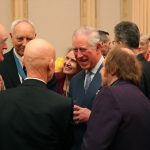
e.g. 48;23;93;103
114;21;140;49
98;30;109;43
72;26;100;47
10;18;35;33
140;33;150;43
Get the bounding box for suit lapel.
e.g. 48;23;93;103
82;65;102;108
73;70;86;106
6;50;21;85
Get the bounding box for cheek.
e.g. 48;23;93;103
63;61;67;67
13;41;21;47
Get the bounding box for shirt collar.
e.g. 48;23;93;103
88;56;104;74
13;48;23;65
25;77;46;84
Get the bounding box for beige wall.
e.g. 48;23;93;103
1;0;150;56
28;0;80;57
96;0;120;39
0;0;12;49
96;0;121;39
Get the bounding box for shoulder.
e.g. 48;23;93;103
97;81;148;105
4;49;14;59
71;70;84;82
46;89;72;104
0;49;14;67
95;81;134;104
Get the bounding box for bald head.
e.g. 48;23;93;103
0;24;8;61
23;38;56;82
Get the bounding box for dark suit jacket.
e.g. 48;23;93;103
82;80;150;150
137;54;150;99
0;48;21;89
52;72;66;95
69;66;102;150
0;79;73;150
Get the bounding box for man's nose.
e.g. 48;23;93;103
76;50;83;58
22;38;28;46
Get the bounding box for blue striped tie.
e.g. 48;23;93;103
85;71;92;92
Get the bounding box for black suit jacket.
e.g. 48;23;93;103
82;80;150;150
137;54;150;99
0;48;21;89
0;79;73;150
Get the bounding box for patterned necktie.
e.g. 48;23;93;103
85;71;92;92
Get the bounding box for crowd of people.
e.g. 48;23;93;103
0;19;150;150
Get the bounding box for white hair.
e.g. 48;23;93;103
72;26;100;47
10;18;35;33
140;33;150;43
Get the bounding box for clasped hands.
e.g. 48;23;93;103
73;105;91;124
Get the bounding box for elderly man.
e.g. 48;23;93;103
98;30;111;57
69;26;104;150
82;47;150;150
0;38;73;150
0;19;36;89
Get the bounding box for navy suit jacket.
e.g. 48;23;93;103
82;80;150;150
0;48;21;89
0;79;73;150
69;65;102;150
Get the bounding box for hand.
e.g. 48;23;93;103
0;75;5;91
73;105;91;124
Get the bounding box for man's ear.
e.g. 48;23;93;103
10;33;12;39
96;42;102;50
48;58;55;72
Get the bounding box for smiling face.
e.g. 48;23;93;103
139;38;149;54
72;35;101;71
10;22;36;57
63;50;80;76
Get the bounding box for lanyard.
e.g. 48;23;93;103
14;53;26;79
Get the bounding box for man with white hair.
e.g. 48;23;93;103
69;26;104;150
0;19;36;89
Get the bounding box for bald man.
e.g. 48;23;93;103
0;39;73;150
